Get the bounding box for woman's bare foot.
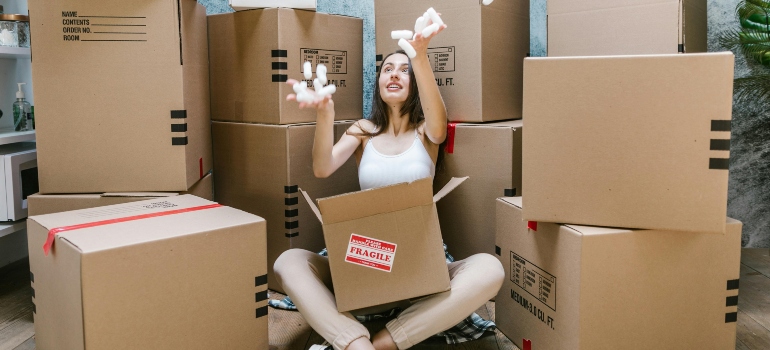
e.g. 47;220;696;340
371;329;398;350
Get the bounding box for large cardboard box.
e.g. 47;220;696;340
522;53;734;233
548;0;706;56
28;173;213;216
29;0;212;193
27;195;268;350
212;121;359;291
495;197;741;350
435;120;522;260
208;9;363;124
302;177;466;312
375;0;529;122
229;0;316;11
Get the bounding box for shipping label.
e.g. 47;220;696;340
60;11;148;43
511;252;556;311
345;234;397;272
300;48;347;74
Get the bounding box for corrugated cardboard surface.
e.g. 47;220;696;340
27;195;267;350
522;53;734;233
495;197;741;350
208;9;363;124
28;173;213;216
375;0;529;122
548;0;707;56
311;177;450;312
435;120;522;260
30;0;212;193
212;121;359;291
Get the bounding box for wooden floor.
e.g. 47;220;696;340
2;248;769;350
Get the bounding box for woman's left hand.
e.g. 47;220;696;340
409;22;447;59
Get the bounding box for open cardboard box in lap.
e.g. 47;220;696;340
301;176;467;312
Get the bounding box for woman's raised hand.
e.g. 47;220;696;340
409;20;447;58
285;78;335;115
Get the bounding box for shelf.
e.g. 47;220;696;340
0;46;31;59
0;220;26;239
0;129;34;146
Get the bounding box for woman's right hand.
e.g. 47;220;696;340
285;79;335;118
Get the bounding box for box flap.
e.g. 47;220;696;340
101;192;178;198
432;176;469;203
498;196;522;209
317;177;434;225
457;119;523;129
300;188;323;224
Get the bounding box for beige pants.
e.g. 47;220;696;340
274;249;504;350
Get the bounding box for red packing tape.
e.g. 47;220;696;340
43;203;222;256
527;221;538;231
445;122;457;154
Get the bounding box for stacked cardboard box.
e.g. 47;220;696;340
434;120;522;260
494;52;741;348
28;195;268;349
548;0;707;56
30;0;213;193
26;0;271;347
375;0;530;122
208;9;363;291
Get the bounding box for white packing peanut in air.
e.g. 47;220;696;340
314;78;323;90
316;64;328;85
316;84;337;97
482;0;494;5
391;30;414;40
422;23;440;38
398;38;417;58
426;8;444;26
303;61;312;80
414;17;427;34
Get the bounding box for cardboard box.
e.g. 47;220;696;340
302;177;466;312
27;195;268;350
548;0;706;56
212;121;359;291
29;0;213;193
375;0;529;122
208;9;363;124
229;0;316;11
495;197;741;350
435;120;522;260
522;53;734;233
28;173;213;216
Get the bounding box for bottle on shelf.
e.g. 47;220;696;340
12;83;30;132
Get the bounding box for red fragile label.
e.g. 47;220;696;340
527;221;538;231
523;338;532;350
445;122;457;154
43;203;222;256
345;234;397;272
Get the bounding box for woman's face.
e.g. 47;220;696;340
378;53;411;105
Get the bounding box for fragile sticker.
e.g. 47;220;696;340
345;234;397;272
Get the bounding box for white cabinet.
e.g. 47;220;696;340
0;0;34;268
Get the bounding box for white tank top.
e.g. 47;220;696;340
358;130;436;191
